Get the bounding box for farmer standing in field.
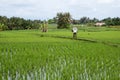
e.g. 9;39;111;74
72;27;78;39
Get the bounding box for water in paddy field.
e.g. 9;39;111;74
0;44;120;80
1;57;119;80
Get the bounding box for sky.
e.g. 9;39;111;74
0;0;120;20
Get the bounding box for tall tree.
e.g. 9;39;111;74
56;12;72;29
102;17;113;26
79;17;90;24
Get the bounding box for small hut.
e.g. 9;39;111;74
95;22;105;27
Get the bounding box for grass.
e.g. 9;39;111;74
0;26;120;80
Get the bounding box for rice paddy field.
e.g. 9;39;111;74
0;26;120;80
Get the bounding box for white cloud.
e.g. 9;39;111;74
0;0;120;20
97;0;114;4
69;0;79;5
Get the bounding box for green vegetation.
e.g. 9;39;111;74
0;23;8;31
72;17;120;26
0;15;120;31
56;12;71;29
0;16;41;30
0;26;120;80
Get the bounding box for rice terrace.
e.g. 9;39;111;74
0;0;120;79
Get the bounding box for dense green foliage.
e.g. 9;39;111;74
0;16;41;30
56;12;72;29
102;17;120;26
0;14;120;31
73;17;99;24
0;27;120;80
0;23;8;31
72;17;120;26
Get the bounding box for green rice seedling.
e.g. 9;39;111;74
0;29;120;80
